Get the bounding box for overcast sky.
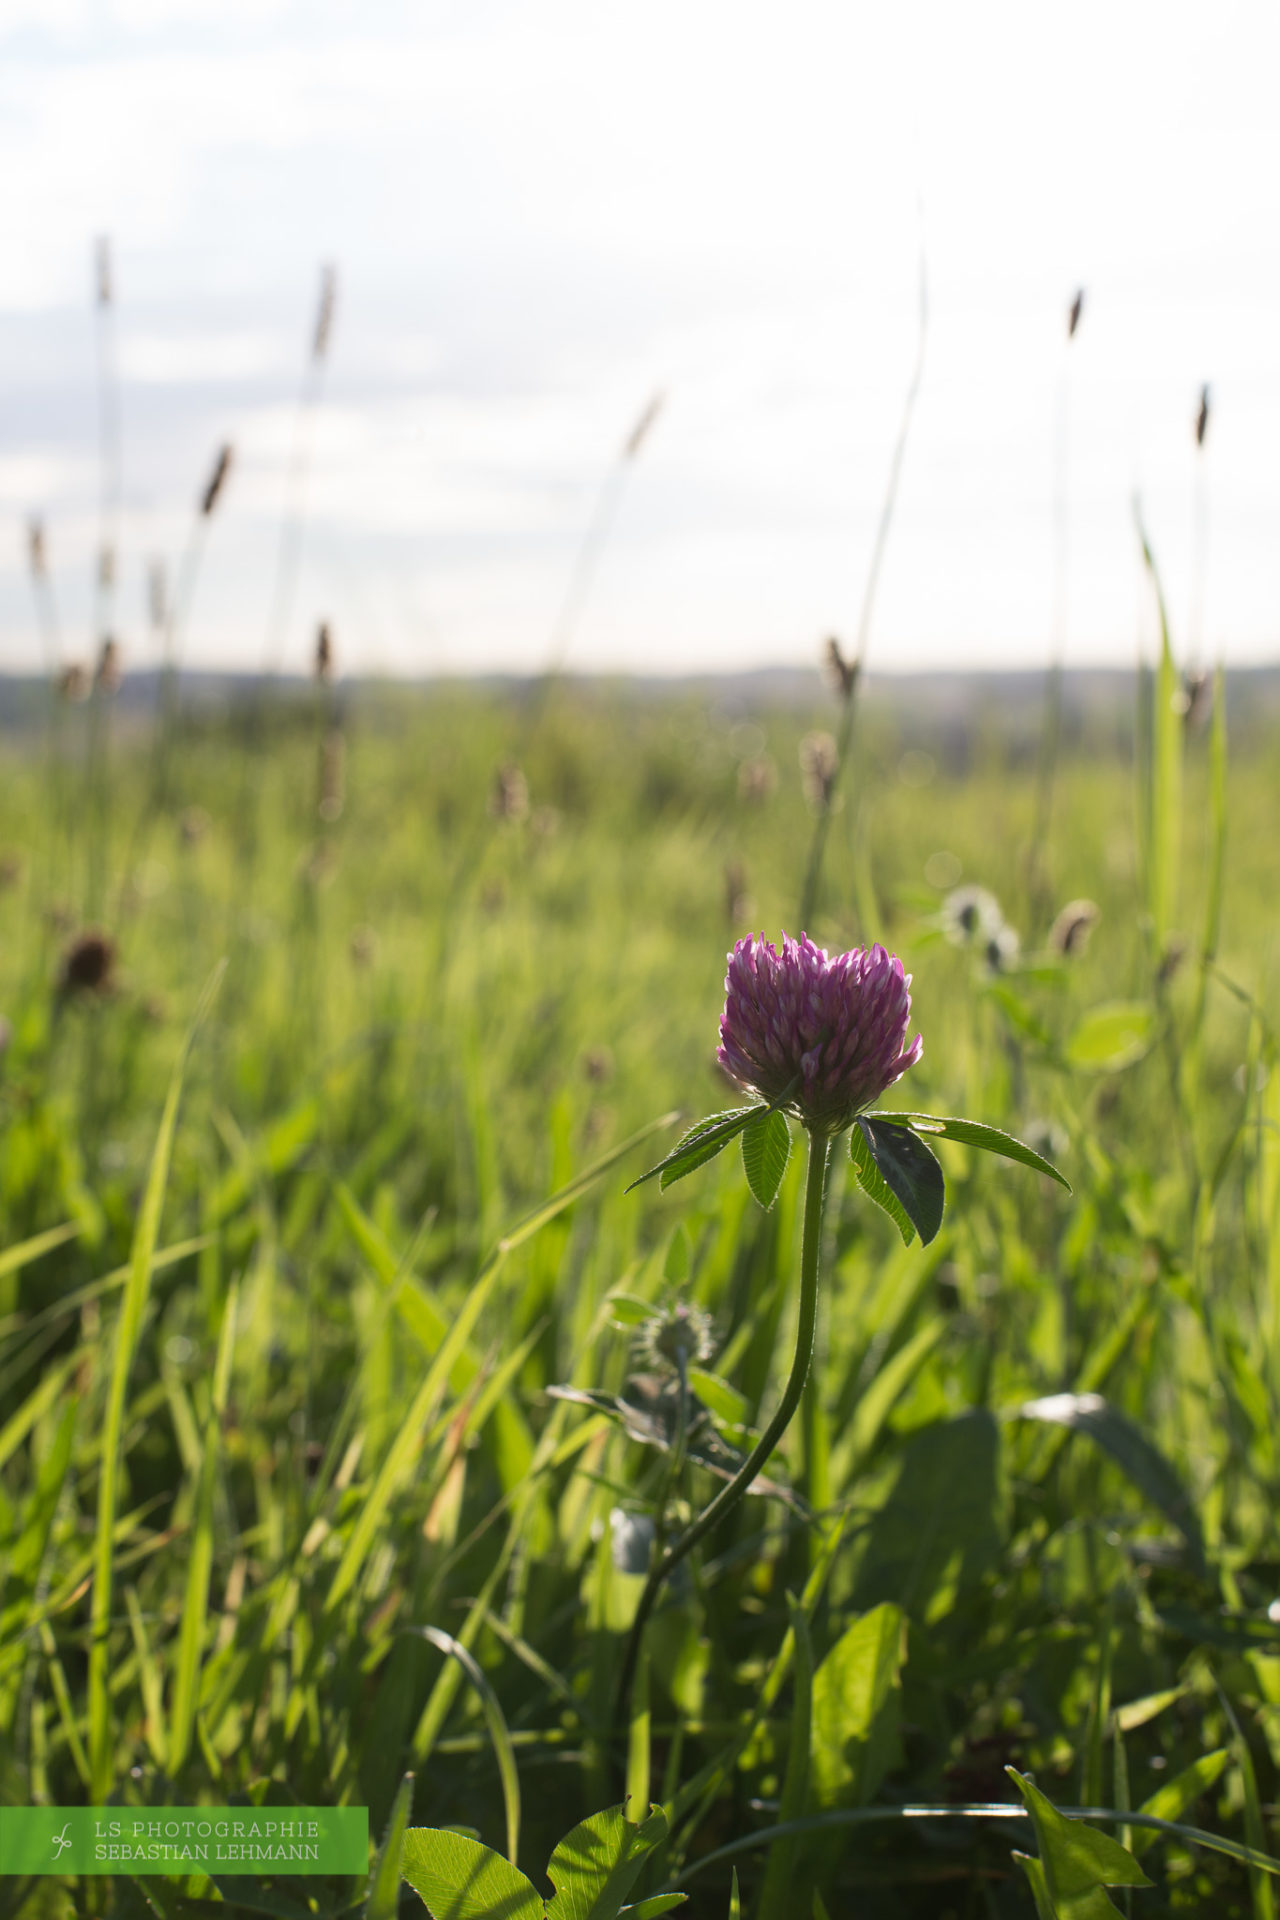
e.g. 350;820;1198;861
1;0;1277;678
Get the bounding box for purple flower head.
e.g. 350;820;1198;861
717;932;924;1134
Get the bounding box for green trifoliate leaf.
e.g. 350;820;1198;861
741;1108;791;1210
625;1109;757;1193
848;1122;916;1245
400;1829;542;1920
892;1114;1071;1189
545;1802;668;1920
857;1117;945;1246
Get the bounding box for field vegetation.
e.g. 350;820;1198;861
1;646;1278;1919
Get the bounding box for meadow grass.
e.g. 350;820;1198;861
0;671;1277;1919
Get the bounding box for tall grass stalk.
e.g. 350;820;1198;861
542;389;663;687
797;250;927;932
261;265;338;680
1026;289;1083;928
92;236;121;662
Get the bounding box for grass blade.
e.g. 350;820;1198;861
364;1771;415;1920
167;1275;238;1774
414;1626;522;1868
87;962;223;1801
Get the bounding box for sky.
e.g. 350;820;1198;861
1;0;1278;679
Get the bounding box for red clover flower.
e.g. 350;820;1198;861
717;932;923;1135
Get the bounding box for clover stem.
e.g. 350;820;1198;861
615;1128;833;1738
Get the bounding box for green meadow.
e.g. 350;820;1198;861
1;657;1278;1919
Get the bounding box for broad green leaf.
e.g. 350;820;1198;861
810;1604;905;1809
1133;1749;1229;1856
894;1113;1070;1189
1010;1770;1152;1910
1013;1392;1204;1568
366;1772;416;1920
626;1110;757;1194
857;1117;945;1246
852;1412;1001;1619
1065;1003;1156;1073
741;1108;791;1210
545;1803;668;1920
401;1829;541;1920
848;1121;915;1245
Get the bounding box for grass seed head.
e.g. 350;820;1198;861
824;635;859;699
95;235;112;307
58;662;90;703
200;444;233;517
179;806;210;847
27;518;47;578
349;924;378;967
623;389;664;460
723;859;751;925
719;931;923;1135
1068;287;1085;338
489;762;530;822
1181;668;1213;732
314;621;334;682
737;754;776;804
58;928;118;998
313;263;338;362
1048;898;1100;957
1195;383;1210;448
941;884;1004;947
148;560;167;630
799;730;839;809
95;637;122;695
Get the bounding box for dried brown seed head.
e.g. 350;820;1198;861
1068;287;1085;338
200;444;233;517
58;929;118;997
1048;898;1100;957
